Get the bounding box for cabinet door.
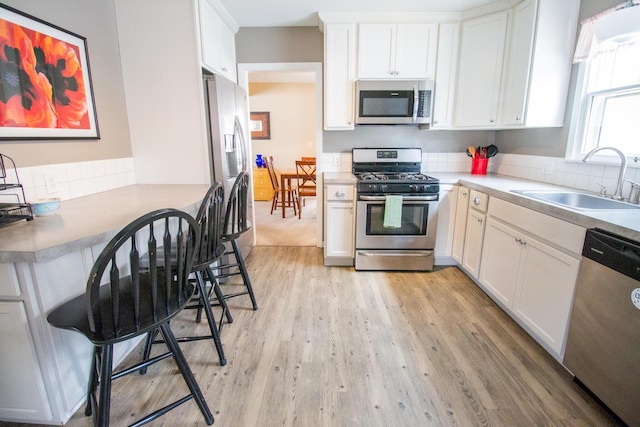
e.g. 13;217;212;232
455;11;508;128
0;301;52;422
499;0;536;127
218;21;237;82
478;218;521;307
461;209;486;278
199;0;221;73
395;23;438;79
435;185;458;262
515;236;580;355
199;0;236;82
451;186;469;263
432;22;460;129
357;24;396;78
325;202;355;258
324;24;356;130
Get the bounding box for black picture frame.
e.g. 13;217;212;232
0;3;99;140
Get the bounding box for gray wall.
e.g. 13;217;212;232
0;0;132;167
236;27;324;63
323;127;495;152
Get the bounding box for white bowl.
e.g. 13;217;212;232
30;198;61;216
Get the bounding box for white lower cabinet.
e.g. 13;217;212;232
478;198;584;360
434;185;458;264
0;301;51;422
461;209;485;278
460;190;488;279
451;186;470;263
324;184;356;265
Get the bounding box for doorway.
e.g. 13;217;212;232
237;62;323;247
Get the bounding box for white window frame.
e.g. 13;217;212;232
566;48;640;166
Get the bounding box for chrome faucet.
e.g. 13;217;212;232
582;147;627;201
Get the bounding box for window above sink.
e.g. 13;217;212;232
566;5;640;165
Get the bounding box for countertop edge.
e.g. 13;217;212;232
435;173;640;242
0;184;209;263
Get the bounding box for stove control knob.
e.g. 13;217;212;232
409;184;417;192
370;184;378;192
380;184;388;192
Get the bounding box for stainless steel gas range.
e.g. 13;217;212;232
352;148;440;271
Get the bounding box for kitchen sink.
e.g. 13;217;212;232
511;190;640;211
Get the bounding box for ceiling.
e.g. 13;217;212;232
217;0;497;27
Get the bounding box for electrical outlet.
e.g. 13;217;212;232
333;154;341;167
44;172;60;194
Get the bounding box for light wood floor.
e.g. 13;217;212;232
253;198;316;247
9;247;621;427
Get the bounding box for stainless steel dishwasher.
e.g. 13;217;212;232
564;228;640;426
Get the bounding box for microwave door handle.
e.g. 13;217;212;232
412;85;419;123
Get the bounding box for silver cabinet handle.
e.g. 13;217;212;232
335;190;345;197
473;197;481;205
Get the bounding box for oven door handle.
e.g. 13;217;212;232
357;250;434;257
358;195;438;202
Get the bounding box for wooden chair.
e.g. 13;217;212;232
47;209;214;426
301;156;316;162
295;159;317;219
265;155;298;216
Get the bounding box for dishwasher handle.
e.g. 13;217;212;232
583;229;640;280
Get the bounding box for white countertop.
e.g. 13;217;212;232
0;184;209;263
434;172;640;242
323;172;358;185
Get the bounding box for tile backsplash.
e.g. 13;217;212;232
430;153;640;198
4;157;136;202
6;153;640;203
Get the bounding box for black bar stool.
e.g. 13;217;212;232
211;171;258;310
47;209;214;426
141;182;231;369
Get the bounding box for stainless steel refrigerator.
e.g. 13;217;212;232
203;73;254;256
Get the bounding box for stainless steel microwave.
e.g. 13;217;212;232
355;79;434;125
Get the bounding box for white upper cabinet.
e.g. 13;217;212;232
358;23;438;79
324;23;356;130
454;0;580;129
498;0;536;127
199;0;237;82
499;0;580;128
454;10;508;128
432;22;460;129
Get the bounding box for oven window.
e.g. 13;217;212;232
366;203;429;235
360;90;413;117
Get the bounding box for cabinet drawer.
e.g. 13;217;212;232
253;188;274;201
0;263;20;297
253;168;269;179
253;178;271;189
488;198;585;255
469;190;488;212
325;185;354;201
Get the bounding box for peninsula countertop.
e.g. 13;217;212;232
0;184;209;263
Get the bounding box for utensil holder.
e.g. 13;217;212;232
471;157;488;175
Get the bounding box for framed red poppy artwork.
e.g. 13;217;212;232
0;4;99;140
